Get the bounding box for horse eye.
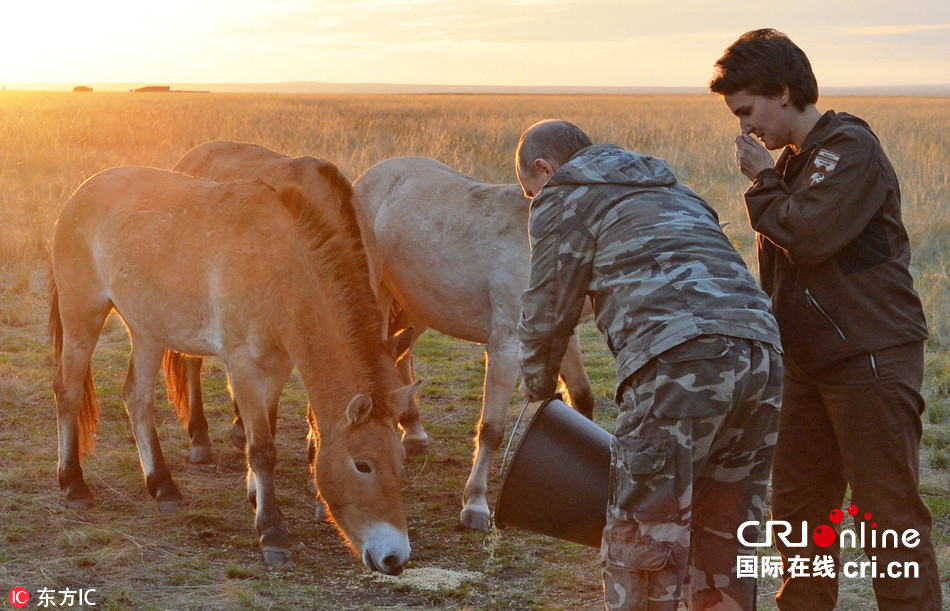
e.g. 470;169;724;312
354;460;374;474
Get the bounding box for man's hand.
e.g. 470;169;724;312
734;134;774;181
519;379;543;402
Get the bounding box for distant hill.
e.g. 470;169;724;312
5;81;950;96
189;81;710;95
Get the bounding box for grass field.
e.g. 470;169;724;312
0;91;947;609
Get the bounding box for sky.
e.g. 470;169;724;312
3;0;949;90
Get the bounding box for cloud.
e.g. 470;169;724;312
223;0;658;45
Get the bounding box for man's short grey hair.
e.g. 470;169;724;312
516;120;594;176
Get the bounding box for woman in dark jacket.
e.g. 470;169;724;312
710;28;941;611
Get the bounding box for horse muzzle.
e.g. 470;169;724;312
361;523;411;575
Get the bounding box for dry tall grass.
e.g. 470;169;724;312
4;92;949;390
0;91;947;608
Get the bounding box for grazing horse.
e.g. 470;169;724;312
49;165;418;573
164;141;425;467
353;157;595;532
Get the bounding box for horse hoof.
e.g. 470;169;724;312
402;437;429;457
157;498;184;514
314;500;327;522
189;445;214;464
262;547;295;568
460;508;491;532
65;497;96;511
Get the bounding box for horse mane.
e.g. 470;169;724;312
290;156;367;247
280;162;393;414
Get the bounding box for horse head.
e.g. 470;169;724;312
311;381;420;575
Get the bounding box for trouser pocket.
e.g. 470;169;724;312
601;532;676;611
603;534;673;571
609;434;677;523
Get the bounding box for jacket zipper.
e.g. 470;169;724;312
804;289;847;340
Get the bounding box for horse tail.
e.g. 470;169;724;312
79;364;100;460
49;278;63;362
49;279;99;459
162;350;192;425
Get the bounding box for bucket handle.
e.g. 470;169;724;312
500;399;533;477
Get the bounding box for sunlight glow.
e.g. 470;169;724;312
2;1;948;89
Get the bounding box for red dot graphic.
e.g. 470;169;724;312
9;588;30;608
848;504;859;516
864;512;872;520
812;525;836;548
872;523;877;528
829;508;844;524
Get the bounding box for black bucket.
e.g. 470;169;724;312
494;398;612;548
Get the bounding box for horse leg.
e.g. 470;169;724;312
460;335;519;531
233;391;276;454
394;327;428;456
229;396;247;450
123;339;184;514
183;356;215;463
559;329;595;420
53;303;110;510
230;360;295;568
382;289;428;456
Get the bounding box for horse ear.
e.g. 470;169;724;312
345;394;374;426
383;327;415;362
389;380;422;420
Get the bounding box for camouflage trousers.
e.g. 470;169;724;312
603;335;782;611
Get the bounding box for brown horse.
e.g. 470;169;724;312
163;141;425;469
50;165;417;573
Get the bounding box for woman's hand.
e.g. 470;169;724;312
734;134;774;181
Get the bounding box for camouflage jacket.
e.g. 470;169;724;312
519;144;781;400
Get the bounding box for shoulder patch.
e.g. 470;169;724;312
808;148;841;186
814;149;840;171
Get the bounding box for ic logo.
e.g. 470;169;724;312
8;587;29;608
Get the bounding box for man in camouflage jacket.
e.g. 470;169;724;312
516;120;783;610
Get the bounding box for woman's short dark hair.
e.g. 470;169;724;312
710;28;818;111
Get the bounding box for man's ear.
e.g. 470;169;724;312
534;158;556;179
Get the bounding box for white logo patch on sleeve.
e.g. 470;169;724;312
814;149;840;171
809;149;840;185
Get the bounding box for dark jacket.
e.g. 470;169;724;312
746;111;927;372
519;144;781;399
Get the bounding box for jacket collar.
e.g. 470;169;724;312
799;110;837;153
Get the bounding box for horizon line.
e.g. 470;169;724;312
5;81;950;96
